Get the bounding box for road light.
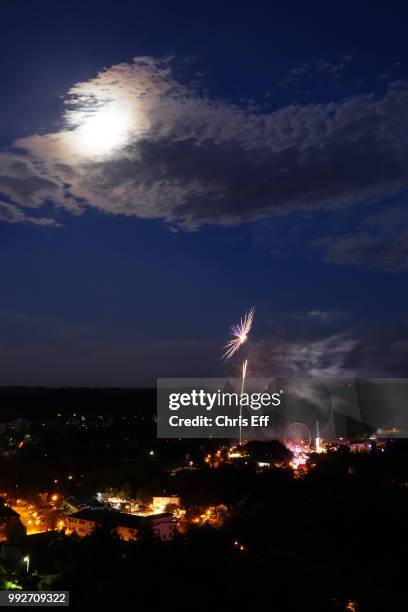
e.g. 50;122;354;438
23;555;29;573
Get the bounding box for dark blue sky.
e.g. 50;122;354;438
0;1;407;385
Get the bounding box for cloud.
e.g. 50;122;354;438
0;339;220;387
0;56;407;254
249;325;408;380
0;200;58;226
315;204;408;271
249;334;359;378
280;54;353;86
0;153;62;208
0;306;407;385
322;229;408;271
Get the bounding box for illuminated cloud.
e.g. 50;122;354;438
0;200;58;226
0;153;62;208
0;56;408;254
250;334;359;378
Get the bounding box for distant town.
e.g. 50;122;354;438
0;387;407;610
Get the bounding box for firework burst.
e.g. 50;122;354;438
223;308;255;446
222;307;255;361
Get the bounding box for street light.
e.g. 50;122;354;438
23;555;29;573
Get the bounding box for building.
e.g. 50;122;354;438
116;512;175;541
66;509;175;541
152;495;180;512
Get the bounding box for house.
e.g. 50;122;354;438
0;500;21;541
152;495;181;512
66;509;175;541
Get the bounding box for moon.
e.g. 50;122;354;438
73;104;131;156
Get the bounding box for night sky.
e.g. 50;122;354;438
0;1;407;385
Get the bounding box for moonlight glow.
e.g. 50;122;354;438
71;103;132;157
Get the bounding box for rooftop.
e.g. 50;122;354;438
68;509;171;529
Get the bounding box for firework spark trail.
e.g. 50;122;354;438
239;359;248;445
223;308;255;445
222;306;255;361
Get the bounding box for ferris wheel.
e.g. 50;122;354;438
284;422;312;449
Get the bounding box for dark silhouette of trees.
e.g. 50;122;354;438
5;518;26;545
245;439;293;465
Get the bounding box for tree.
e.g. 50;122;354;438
245;440;292;465
119;481;133;499
6;518;26;545
136;485;152;505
